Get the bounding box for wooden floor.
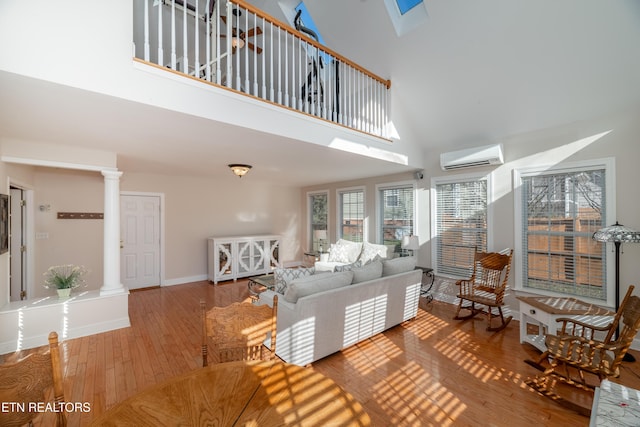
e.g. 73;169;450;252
4;280;640;426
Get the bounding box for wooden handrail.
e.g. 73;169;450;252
232;0;391;89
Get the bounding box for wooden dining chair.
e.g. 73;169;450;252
201;295;278;365
454;248;514;331
0;331;67;427
525;286;640;415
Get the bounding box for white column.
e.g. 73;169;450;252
100;170;125;296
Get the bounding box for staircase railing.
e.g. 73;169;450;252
133;0;391;139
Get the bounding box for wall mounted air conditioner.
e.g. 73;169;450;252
440;143;504;171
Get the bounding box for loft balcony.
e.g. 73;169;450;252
134;0;391;139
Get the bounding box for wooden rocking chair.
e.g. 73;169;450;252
454;248;514;331
525;285;640;416
201;295;278;366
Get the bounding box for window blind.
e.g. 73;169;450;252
521;169;606;300
380;186;414;247
435;179;487;277
340;190;364;242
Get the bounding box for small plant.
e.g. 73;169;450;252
43;265;89;290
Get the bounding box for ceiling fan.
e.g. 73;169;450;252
220;10;263;54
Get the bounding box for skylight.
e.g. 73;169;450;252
384;0;427;37
396;0;423;15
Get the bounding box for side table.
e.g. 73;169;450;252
416;266;435;302
517;295;614;352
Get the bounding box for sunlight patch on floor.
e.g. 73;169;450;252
372;360;465;426
341;334;403;375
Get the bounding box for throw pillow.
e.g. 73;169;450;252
382;256;417;277
274;267;315;294
334;260;362;272
283;271;354;303
351;260;383;284
327;239;363;263
359;241;389;264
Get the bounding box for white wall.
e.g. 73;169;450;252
423;105;640;310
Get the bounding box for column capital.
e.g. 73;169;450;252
101;169;123;179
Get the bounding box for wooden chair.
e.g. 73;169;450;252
201;295;278;366
525;285;640;415
454;248;514;331
0;331;67;427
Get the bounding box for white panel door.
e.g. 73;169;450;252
121;195;161;289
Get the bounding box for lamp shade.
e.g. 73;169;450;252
593;222;640;243
401;235;419;251
314;230;327;240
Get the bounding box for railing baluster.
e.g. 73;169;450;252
182;1;188;73
205;0;210;81
244;7;249;94
269;22;274;102
170;0;176;70
157;0;163;66
144;0;150;61
278;26;283;105
253;11;258;97
261;16;266;99
284;31;289;107
135;0;390;139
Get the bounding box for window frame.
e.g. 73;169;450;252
376;180;417;251
430;172;494;279
337;186;366;242
307;190;329;252
513;157;616;307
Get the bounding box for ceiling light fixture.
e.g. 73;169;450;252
231;37;245;49
228;164;252;178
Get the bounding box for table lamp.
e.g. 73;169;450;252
401;235;419;257
314;230;327;253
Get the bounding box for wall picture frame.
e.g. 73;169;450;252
0;194;8;254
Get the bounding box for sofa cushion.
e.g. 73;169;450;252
360;242;389;264
327;239;362;263
352;260;383;284
274;267;315;294
283;271;354;303
382;256;417;277
334;260;362;272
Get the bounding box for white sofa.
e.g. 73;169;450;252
314;239;396;272
257;257;422;366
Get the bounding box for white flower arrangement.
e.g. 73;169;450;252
43;265;89;290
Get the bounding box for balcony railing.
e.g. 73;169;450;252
133;0;391;139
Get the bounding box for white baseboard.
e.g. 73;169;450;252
162;274;208;287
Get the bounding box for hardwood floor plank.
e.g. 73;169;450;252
4;280;640;426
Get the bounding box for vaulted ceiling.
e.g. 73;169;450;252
276;0;640;153
1;0;639;186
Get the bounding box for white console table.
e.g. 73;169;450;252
207;235;281;284
517;295;614;352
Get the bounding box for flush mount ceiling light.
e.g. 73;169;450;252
228;164;252;178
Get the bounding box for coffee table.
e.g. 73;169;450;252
248;274;275;302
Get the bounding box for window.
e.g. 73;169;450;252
383;0;427;37
308;192;328;252
432;175;488;277
378;184;415;253
395;0;423;15
338;188;365;242
515;159;614;303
